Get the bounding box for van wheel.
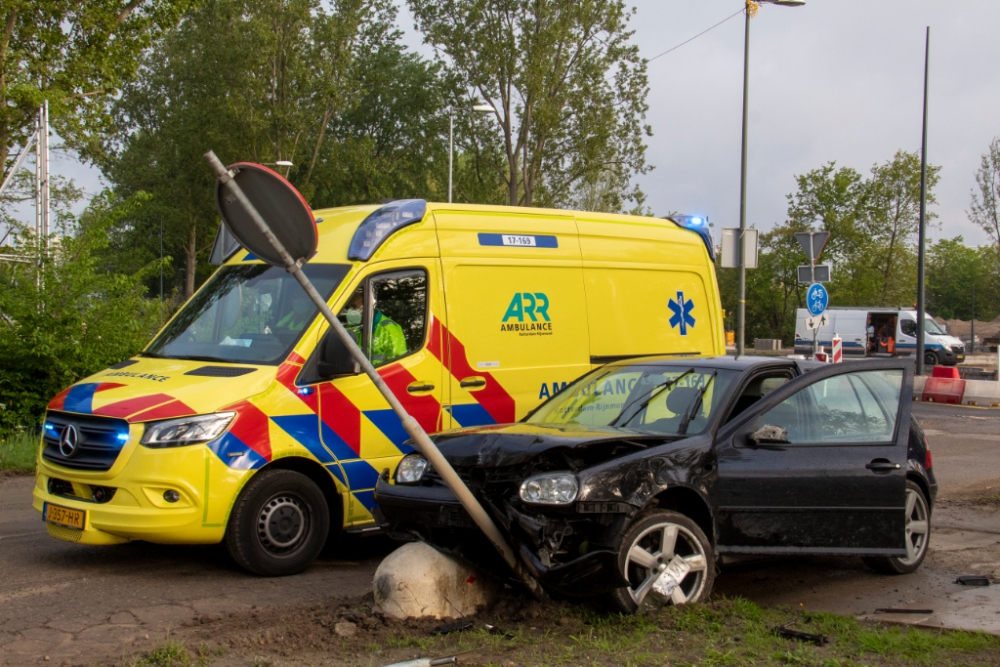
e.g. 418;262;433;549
603;510;714;613
863;480;930;575
923;352;937;367
225;469;329;576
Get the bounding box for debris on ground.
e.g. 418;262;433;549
772;622;829;646
956;575;991;586
874;608;935;615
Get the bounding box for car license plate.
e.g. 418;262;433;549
43;502;85;530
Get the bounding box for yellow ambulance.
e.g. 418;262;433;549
34;200;724;575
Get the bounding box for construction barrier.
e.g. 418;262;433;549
961;380;1000;408
922;377;966;404
832;335;843;363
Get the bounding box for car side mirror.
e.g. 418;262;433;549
317;331;360;379
748;424;790;445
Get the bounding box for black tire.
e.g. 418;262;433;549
603;510;715;614
863;480;930;575
923;352;937;367
225;469;329;576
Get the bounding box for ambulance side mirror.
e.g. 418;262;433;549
317;332;360;379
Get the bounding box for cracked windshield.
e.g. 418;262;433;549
528;365;737;435
144;264;350;365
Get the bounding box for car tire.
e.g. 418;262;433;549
225;469;329;576
603;510;715;614
923;352;937;367
863;480;930;575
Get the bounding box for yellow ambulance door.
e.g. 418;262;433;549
434;209;591;426
577;214;723;362
308;260;449;526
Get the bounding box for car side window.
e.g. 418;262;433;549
334;270;427;368
369;270;427;367
758;370;902;445
900;320;916;336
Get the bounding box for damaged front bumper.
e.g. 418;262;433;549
373;474;628;597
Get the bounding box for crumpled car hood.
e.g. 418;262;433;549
431;422;666;468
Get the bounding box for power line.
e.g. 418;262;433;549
648;8;745;63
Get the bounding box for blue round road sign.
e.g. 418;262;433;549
806;283;829;316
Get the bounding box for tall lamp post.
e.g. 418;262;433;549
449;104;496;203
736;0;805;356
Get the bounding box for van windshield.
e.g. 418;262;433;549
145;264;350;365
924;318;945;335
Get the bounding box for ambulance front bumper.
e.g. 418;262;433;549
33;440;244;545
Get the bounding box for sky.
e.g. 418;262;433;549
13;0;1000;247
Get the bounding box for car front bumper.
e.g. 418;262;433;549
373;474;628;596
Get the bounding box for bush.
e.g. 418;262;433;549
0;193;168;430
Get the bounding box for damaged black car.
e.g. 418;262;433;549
373;356;936;612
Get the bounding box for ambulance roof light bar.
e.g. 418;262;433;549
666;214;715;261
347;199;427;262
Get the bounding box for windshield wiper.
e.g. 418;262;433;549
139;351;163;358
158;354;232;364
677;371;718;435
611;368;695;427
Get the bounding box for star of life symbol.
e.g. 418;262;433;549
668;291;696;336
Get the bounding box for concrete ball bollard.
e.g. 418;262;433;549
373;542;497;619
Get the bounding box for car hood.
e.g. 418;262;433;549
431;422;668;468
47;357;276;423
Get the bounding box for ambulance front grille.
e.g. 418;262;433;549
42;412;129;472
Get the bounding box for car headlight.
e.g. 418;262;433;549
140;412;236;448
396;454;429;484
519;472;578;505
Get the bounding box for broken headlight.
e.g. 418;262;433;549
519;472;578;505
396;454;429;484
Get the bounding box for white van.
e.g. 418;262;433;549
794;307;965;366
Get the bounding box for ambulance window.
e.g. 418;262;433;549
368;270;427;367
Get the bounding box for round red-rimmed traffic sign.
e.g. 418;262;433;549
214;162;317;266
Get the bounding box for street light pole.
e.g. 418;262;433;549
916;27;930;375
736;0;804;358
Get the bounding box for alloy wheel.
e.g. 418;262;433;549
899;486;929;566
624;521;708;606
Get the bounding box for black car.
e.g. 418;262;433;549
374;356;936;612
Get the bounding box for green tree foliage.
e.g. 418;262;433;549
968;136;1000;249
105;0;455;299
0;194;167;429
0;0;191;169
926;237;1000;322
720;151;941;345
408;0;651;211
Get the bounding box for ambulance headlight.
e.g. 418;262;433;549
141;412;236;448
519;472;578;505
396;454;429;484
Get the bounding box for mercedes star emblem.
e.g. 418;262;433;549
59;424;80;458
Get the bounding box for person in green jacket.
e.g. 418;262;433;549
342;289;408;366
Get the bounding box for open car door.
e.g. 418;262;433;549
713;359;912;556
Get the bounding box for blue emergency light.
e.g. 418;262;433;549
667;215;715;261
348;199;428;261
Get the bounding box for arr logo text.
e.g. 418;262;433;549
501;292;553;335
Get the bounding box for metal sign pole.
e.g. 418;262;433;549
204;151;545;600
811;236;818;358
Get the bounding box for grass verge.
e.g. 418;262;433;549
0;428;37;473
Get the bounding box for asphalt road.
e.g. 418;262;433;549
1;401;998;665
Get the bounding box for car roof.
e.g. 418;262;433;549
611;354;800;371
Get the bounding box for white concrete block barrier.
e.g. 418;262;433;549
912;376;926;400
373;541;499;619
961;380;1000;408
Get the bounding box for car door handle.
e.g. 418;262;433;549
460;377;487;389
407;382;435;393
866;459;901;473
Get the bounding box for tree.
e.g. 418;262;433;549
0;193;167;429
0;0;190;171
106;0;454;299
927;237;1000;322
408;0;651;211
968;136;1000;249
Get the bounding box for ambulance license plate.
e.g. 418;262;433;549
44;502;85;530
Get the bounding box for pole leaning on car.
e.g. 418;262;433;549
203;151;545;600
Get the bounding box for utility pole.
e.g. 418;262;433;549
915;27;930;375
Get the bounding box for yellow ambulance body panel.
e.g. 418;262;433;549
34;201;724;565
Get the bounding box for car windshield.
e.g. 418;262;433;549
526;365;737;436
924;318;945;335
145;263;350;365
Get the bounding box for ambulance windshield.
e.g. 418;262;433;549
144;264;350;365
527;365;737;436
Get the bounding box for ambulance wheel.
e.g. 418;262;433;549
225;469;329;576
